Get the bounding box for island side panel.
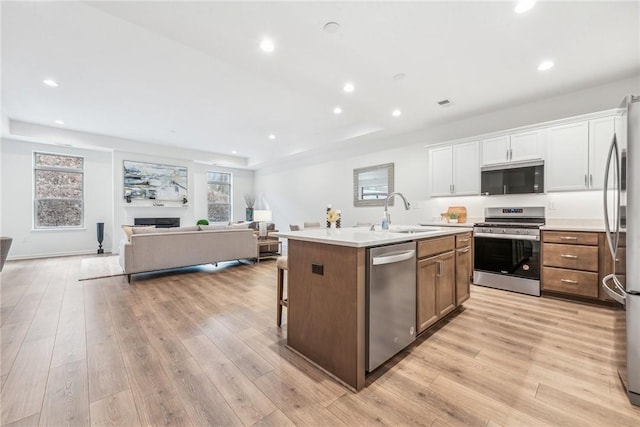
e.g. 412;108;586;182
287;239;366;390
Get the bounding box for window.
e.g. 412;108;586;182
207;171;232;223
34;152;84;229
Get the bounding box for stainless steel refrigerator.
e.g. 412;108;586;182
602;94;640;407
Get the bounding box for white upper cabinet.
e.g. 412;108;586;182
546;122;589;191
546;116;616;192
589;116;616;190
510;130;544;163
429;141;479;197
481;136;510;165
481;130;543;166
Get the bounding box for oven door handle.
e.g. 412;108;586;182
474;232;539;241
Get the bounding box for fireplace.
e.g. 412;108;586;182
134;217;180;228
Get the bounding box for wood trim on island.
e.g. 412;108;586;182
287;239;366;391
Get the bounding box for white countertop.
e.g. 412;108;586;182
541;218;608;232
420;221;476;228
271;225;473;248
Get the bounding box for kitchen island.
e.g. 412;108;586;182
272;225;473;391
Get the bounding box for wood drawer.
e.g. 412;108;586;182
542;267;598;298
543;231;598;246
455;232;472;248
543;243;598;272
417;236;455;259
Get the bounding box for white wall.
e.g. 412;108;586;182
1;126;254;259
112;150;254;244
256;76;640;232
1;138;114;259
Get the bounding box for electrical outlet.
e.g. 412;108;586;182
549;201;556;210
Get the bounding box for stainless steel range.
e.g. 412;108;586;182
473;207;545;296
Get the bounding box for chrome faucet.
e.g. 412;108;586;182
384;192;411;225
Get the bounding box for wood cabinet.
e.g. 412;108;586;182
599;232;626;301
546;116;617;192
543;229;626;303
416;235;456;334
481;130;543;166
429;141;479;197
455;232;472;305
542;230;600;298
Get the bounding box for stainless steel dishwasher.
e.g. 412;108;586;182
366;241;417;372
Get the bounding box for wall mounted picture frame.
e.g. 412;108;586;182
123;160;187;203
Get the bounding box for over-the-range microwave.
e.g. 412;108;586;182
481;160;544;195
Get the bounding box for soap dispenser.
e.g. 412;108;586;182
381;213;389;230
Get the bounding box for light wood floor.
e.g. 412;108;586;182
1;255;639;426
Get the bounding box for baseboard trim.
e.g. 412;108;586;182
7;249;115;261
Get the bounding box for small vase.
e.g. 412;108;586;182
327;222;337;235
246;207;254;222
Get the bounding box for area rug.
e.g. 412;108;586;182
79;255;125;281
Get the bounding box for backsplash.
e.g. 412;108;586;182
420;190;607;222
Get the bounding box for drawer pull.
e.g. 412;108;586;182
459;238;470;242
560;254;578;259
561;279;578;284
560;236;578;240
457;247;470;253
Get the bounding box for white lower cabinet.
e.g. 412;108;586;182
429;141;479;197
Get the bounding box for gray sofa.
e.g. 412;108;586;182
119;226;258;282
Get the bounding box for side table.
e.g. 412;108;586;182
256;239;282;262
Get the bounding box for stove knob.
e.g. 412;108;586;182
502;229;507;234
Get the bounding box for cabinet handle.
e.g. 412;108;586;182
509;148;513;161
459;238;470;242
457;247;470;253
560;254;578;259
559;236;578;240
589;174;593;187
436;260;443;277
506;148;509;161
584;174;588;187
561;279;578;284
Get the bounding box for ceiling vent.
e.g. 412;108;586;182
437;99;451;107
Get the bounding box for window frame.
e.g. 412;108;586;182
207;171;233;223
33;151;85;230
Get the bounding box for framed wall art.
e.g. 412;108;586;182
123;160;187;204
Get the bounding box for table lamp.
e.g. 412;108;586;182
253;209;272;239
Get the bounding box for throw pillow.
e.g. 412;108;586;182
122;225;155;241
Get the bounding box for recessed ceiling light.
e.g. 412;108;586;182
43;79;58;87
392;109;402;117
54;120;65;125
323;22;340;33
169;129;176;134
260;38;275;53
392;73;406;81
343;82;355;93
514;0;536;14
231;150;237;154
269;134;276;140
537;60;554;71
333;106;342;115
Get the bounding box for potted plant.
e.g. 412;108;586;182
196;219;209;225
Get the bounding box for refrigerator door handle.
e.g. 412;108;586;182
603;133;620;261
602;274;626;306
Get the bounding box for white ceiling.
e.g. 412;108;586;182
2;1;639;169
